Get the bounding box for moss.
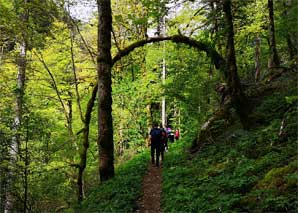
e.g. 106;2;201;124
256;162;298;193
206;161;229;177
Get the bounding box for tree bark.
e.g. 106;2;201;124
222;0;251;129
267;0;280;68
283;0;297;60
255;35;261;82
77;84;97;202
6;27;27;213
97;0;114;182
0;132;8;212
70;28;84;123
210;0;224;57
23;119;29;212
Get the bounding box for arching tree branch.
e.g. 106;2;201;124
86;35;227;142
112;35;226;74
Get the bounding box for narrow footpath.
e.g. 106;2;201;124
136;164;162;213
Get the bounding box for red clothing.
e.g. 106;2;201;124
175;130;180;139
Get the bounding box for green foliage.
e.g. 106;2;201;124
162;79;298;212
0;0;297;211
81;152;150;212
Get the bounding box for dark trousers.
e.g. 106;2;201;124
169;134;175;143
151;145;161;167
160;145;165;161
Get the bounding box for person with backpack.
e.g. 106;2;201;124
149;122;162;167
160;125;168;161
166;126;175;143
175;129;180;140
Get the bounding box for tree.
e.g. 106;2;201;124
222;0;251;129
97;0;114;181
1;0;58;211
6;0;29;211
278;0;297;61
254;34;261;82
267;0;280;68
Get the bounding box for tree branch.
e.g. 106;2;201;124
112;35;226;72
70;19;97;65
33;51;70;123
69;29;85;123
84;35;226;137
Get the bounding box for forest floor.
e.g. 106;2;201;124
136;163;163;213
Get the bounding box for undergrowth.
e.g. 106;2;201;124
80;151;149;212
162;84;298;212
78;77;297;212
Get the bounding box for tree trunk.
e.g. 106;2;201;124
160;16;167;128
210;0;224;57
6;0;30;210
222;0;251;129
23;119;29;213
97;0;114;182
0;132;8;212
6;34;27;213
283;0;297;60
267;0;280;68
286;34;296;60
67;92;74;137
255;35;261;82
67;15;99;202
70;26;84;123
77;84;97;202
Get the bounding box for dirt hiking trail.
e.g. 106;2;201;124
136;163;162;213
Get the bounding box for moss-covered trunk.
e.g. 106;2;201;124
223;0;251;129
97;0;114;182
267;0;280;68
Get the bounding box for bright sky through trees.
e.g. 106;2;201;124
69;0;96;22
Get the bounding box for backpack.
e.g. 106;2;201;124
175;130;179;138
150;128;162;144
161;129;167;142
161;129;168;148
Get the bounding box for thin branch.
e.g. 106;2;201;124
70;19;97;65
112;27;122;53
33;51;70;123
70;29;85;123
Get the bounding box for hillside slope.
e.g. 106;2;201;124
162;70;297;212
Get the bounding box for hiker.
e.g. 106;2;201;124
166;126;175;143
160;125;168;160
175;129;180;140
149;122;162;167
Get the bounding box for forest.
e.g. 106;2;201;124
0;0;297;212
